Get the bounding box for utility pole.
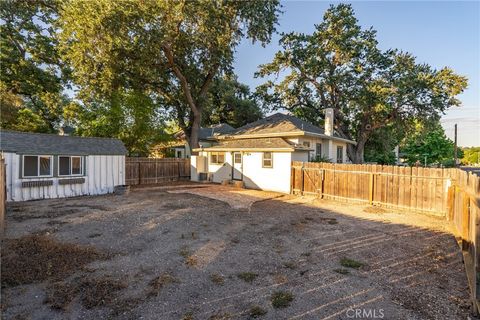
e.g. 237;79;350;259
454;124;458;167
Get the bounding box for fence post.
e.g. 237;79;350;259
462;194;471;251
137;162;141;185
319;169;325;199
369;173;375;205
447;184;455;221
300;163;305;196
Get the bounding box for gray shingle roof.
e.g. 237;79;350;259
195;137;311;151
198;123;235;140
0;130;127;155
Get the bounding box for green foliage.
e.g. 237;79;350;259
310;155;332;163
0;0;70;132
255;4;467;163
340;258;364;269
270;291;294;308
67;90;169;156
402;124;461;167
461;147;480;165
203;77;263;128
59;0;280;149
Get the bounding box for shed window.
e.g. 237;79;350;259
303;141;311;148
23;155;52;177
210;152;225;164
59;156;83;176
316;143;322;157
336;146;344;163
262;152;273;168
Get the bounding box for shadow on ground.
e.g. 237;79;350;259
1;184;472;320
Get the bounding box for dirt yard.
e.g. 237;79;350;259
1;184;472;319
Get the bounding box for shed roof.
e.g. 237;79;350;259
0;130;128;155
193;137;311;152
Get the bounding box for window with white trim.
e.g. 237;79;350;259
262;152;273;168
210;152;225;164
336;146;344;163
23;155;53;177
59;156;83;176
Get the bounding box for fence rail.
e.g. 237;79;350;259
291;161;480;313
125;158;190;185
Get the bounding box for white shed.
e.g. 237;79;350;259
0;130;127;201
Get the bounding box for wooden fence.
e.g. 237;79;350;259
0;156;5;237
125;158;190;185
291;161;480;312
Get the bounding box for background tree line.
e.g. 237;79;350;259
1;1;468;163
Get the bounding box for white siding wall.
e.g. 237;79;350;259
4;153;125;202
242;152;292;193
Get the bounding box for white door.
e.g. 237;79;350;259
232;152;242;180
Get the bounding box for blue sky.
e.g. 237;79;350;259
233;1;480;147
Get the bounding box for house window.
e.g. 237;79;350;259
234;153;242;164
176;150;182;158
336;146;344;163
303;141;311;148
23;155;52;177
59;156;83;176
262;152;273;168
316;143;322;157
210;152;225;164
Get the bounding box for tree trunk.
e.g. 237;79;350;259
348;136;367;164
188;111;202;155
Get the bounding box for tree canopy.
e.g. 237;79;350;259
256;4;467;163
59;0;280;151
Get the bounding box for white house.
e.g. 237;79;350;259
0;130;127;201
191;108;356;193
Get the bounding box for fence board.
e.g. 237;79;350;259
0;156;5;237
125;158;190;185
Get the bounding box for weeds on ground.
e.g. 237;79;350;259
237;272;258;283
334;268;350;275
271;291;294;308
209;312;231;319
185;255;198;267
340;258;364;269
45;281;77;310
283;261;297;269
179;246;190;258
182;312;194;320
210;273;225;285
1;235;105;287
148;273;179;297
249;305;267;317
81;276;128;309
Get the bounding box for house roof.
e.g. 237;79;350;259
175;123;236;141
0;130;128;155
222;113;355;144
193;137;311;152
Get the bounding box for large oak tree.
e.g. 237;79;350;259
256;4;467;163
59;0;280;151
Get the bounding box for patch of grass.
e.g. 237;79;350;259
87;233;102;238
179;246;190;258
148;273;179;297
1;235;106;288
283;261;297;269
327;219;338;225
45;281;78;310
249;305;267;317
210;273;225;285
340;258;364;269
209;312;231;319
334;268;350;275
304;216;315;221
237;272;258;283
363;206;387;214
301;251;311;257
182;312;194;320
271;291;294;308
185;255;198;267
273;274;288;284
80;276;128;309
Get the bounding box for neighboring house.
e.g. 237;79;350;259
0;130;127;201
191;108;356;193
172;123;235;158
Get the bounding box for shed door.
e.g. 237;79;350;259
232;152;242;180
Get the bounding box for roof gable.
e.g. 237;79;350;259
0;130;128;155
231;113;325;136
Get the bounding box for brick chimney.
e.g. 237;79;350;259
324;108;334;136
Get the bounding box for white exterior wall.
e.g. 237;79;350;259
4;152;125;202
242;152;292;193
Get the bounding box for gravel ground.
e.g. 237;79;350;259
1;184;472;320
